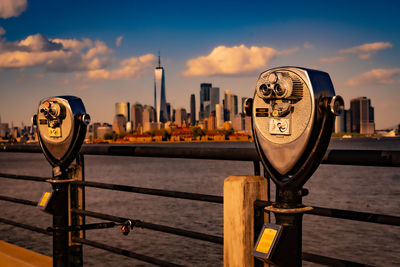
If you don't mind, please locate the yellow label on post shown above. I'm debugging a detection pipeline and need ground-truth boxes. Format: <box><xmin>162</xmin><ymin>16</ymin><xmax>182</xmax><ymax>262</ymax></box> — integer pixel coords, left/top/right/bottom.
<box><xmin>39</xmin><ymin>192</ymin><xmax>51</xmax><ymax>207</ymax></box>
<box><xmin>256</xmin><ymin>228</ymin><xmax>278</xmax><ymax>254</ymax></box>
<box><xmin>48</xmin><ymin>127</ymin><xmax>61</xmax><ymax>137</ymax></box>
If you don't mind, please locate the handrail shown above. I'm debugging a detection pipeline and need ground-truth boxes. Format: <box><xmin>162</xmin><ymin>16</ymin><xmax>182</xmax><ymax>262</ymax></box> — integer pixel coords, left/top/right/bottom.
<box><xmin>1</xmin><ymin>144</ymin><xmax>400</xmax><ymax>167</ymax></box>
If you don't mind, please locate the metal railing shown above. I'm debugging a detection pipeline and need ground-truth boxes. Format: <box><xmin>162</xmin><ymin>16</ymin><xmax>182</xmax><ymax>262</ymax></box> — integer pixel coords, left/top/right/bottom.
<box><xmin>0</xmin><ymin>144</ymin><xmax>399</xmax><ymax>266</ymax></box>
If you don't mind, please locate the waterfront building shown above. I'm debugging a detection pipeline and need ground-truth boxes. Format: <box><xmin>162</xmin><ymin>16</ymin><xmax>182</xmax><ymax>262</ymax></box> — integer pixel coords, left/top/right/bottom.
<box><xmin>154</xmin><ymin>54</ymin><xmax>168</xmax><ymax>123</ymax></box>
<box><xmin>190</xmin><ymin>94</ymin><xmax>196</xmax><ymax>125</ymax></box>
<box><xmin>0</xmin><ymin>123</ymin><xmax>9</xmax><ymax>138</ymax></box>
<box><xmin>231</xmin><ymin>94</ymin><xmax>238</xmax><ymax>115</ymax></box>
<box><xmin>210</xmin><ymin>87</ymin><xmax>220</xmax><ymax>114</ymax></box>
<box><xmin>166</xmin><ymin>102</ymin><xmax>171</xmax><ymax>121</ymax></box>
<box><xmin>131</xmin><ymin>103</ymin><xmax>144</xmax><ymax>131</ymax></box>
<box><xmin>232</xmin><ymin>114</ymin><xmax>245</xmax><ymax>131</ymax></box>
<box><xmin>199</xmin><ymin>83</ymin><xmax>212</xmax><ymax>122</ymax></box>
<box><xmin>115</xmin><ymin>102</ymin><xmax>130</xmax><ymax>122</ymax></box>
<box><xmin>175</xmin><ymin>108</ymin><xmax>187</xmax><ymax>127</ymax></box>
<box><xmin>224</xmin><ymin>90</ymin><xmax>232</xmax><ymax>121</ymax></box>
<box><xmin>112</xmin><ymin>114</ymin><xmax>127</xmax><ymax>134</ymax></box>
<box><xmin>350</xmin><ymin>97</ymin><xmax>375</xmax><ymax>134</ymax></box>
<box><xmin>96</xmin><ymin>125</ymin><xmax>112</xmax><ymax>139</ymax></box>
<box><xmin>91</xmin><ymin>122</ymin><xmax>101</xmax><ymax>139</ymax></box>
<box><xmin>126</xmin><ymin>121</ymin><xmax>133</xmax><ymax>133</ymax></box>
<box><xmin>143</xmin><ymin>105</ymin><xmax>156</xmax><ymax>125</ymax></box>
<box><xmin>215</xmin><ymin>104</ymin><xmax>224</xmax><ymax>129</ymax></box>
<box><xmin>335</xmin><ymin>111</ymin><xmax>345</xmax><ymax>133</ymax></box>
<box><xmin>209</xmin><ymin>114</ymin><xmax>216</xmax><ymax>130</ymax></box>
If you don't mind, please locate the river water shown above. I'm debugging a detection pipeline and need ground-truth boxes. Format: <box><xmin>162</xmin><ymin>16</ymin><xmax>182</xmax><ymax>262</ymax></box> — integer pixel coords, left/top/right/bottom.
<box><xmin>0</xmin><ymin>138</ymin><xmax>399</xmax><ymax>266</ymax></box>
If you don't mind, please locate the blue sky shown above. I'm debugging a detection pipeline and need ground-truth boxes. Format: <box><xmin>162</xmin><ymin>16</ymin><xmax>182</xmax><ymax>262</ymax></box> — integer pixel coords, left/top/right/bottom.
<box><xmin>0</xmin><ymin>0</ymin><xmax>399</xmax><ymax>129</ymax></box>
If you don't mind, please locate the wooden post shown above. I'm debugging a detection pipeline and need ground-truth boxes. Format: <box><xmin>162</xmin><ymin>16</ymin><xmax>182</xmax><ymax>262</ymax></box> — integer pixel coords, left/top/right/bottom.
<box><xmin>224</xmin><ymin>176</ymin><xmax>268</xmax><ymax>267</ymax></box>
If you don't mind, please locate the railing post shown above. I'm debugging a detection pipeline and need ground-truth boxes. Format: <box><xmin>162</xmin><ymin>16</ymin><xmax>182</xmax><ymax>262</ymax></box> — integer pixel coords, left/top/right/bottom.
<box><xmin>224</xmin><ymin>176</ymin><xmax>268</xmax><ymax>267</ymax></box>
<box><xmin>50</xmin><ymin>170</ymin><xmax>72</xmax><ymax>267</ymax></box>
<box><xmin>69</xmin><ymin>154</ymin><xmax>85</xmax><ymax>267</ymax></box>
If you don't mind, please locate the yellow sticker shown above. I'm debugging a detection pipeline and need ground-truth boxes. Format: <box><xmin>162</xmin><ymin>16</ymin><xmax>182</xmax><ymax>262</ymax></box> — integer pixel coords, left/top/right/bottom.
<box><xmin>256</xmin><ymin>228</ymin><xmax>277</xmax><ymax>254</ymax></box>
<box><xmin>272</xmin><ymin>110</ymin><xmax>279</xmax><ymax>117</ymax></box>
<box><xmin>48</xmin><ymin>127</ymin><xmax>61</xmax><ymax>137</ymax></box>
<box><xmin>39</xmin><ymin>192</ymin><xmax>51</xmax><ymax>207</ymax></box>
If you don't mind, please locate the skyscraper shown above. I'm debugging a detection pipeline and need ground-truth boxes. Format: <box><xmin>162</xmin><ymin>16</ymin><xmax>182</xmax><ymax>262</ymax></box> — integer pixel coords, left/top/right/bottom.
<box><xmin>210</xmin><ymin>87</ymin><xmax>220</xmax><ymax>115</ymax></box>
<box><xmin>190</xmin><ymin>94</ymin><xmax>196</xmax><ymax>125</ymax></box>
<box><xmin>199</xmin><ymin>83</ymin><xmax>211</xmax><ymax>121</ymax></box>
<box><xmin>231</xmin><ymin>94</ymin><xmax>238</xmax><ymax>115</ymax></box>
<box><xmin>224</xmin><ymin>90</ymin><xmax>231</xmax><ymax>121</ymax></box>
<box><xmin>154</xmin><ymin>53</ymin><xmax>168</xmax><ymax>123</ymax></box>
<box><xmin>115</xmin><ymin>102</ymin><xmax>130</xmax><ymax>122</ymax></box>
<box><xmin>350</xmin><ymin>97</ymin><xmax>375</xmax><ymax>134</ymax></box>
<box><xmin>131</xmin><ymin>103</ymin><xmax>143</xmax><ymax>130</ymax></box>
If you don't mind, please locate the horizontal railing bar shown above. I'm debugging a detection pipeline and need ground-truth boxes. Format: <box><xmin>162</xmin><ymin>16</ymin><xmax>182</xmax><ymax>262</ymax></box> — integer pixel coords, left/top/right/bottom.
<box><xmin>308</xmin><ymin>206</ymin><xmax>400</xmax><ymax>226</ymax></box>
<box><xmin>0</xmin><ymin>195</ymin><xmax>38</xmax><ymax>206</ymax></box>
<box><xmin>302</xmin><ymin>252</ymin><xmax>373</xmax><ymax>266</ymax></box>
<box><xmin>0</xmin><ymin>217</ymin><xmax>51</xmax><ymax>236</ymax></box>
<box><xmin>72</xmin><ymin>237</ymin><xmax>185</xmax><ymax>267</ymax></box>
<box><xmin>0</xmin><ymin>172</ymin><xmax>48</xmax><ymax>182</ymax></box>
<box><xmin>255</xmin><ymin>200</ymin><xmax>400</xmax><ymax>226</ymax></box>
<box><xmin>72</xmin><ymin>209</ymin><xmax>223</xmax><ymax>244</ymax></box>
<box><xmin>2</xmin><ymin>144</ymin><xmax>400</xmax><ymax>167</ymax></box>
<box><xmin>74</xmin><ymin>180</ymin><xmax>223</xmax><ymax>204</ymax></box>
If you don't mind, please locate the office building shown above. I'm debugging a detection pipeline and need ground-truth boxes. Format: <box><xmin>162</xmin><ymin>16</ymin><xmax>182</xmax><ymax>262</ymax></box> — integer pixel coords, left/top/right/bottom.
<box><xmin>166</xmin><ymin>102</ymin><xmax>171</xmax><ymax>121</ymax></box>
<box><xmin>190</xmin><ymin>94</ymin><xmax>196</xmax><ymax>125</ymax></box>
<box><xmin>131</xmin><ymin>103</ymin><xmax>144</xmax><ymax>130</ymax></box>
<box><xmin>154</xmin><ymin>54</ymin><xmax>168</xmax><ymax>123</ymax></box>
<box><xmin>224</xmin><ymin>90</ymin><xmax>232</xmax><ymax>121</ymax></box>
<box><xmin>96</xmin><ymin>125</ymin><xmax>112</xmax><ymax>139</ymax></box>
<box><xmin>115</xmin><ymin>102</ymin><xmax>130</xmax><ymax>122</ymax></box>
<box><xmin>216</xmin><ymin>104</ymin><xmax>224</xmax><ymax>129</ymax></box>
<box><xmin>175</xmin><ymin>108</ymin><xmax>187</xmax><ymax>127</ymax></box>
<box><xmin>231</xmin><ymin>94</ymin><xmax>238</xmax><ymax>115</ymax></box>
<box><xmin>199</xmin><ymin>83</ymin><xmax>212</xmax><ymax>121</ymax></box>
<box><xmin>112</xmin><ymin>114</ymin><xmax>127</xmax><ymax>134</ymax></box>
<box><xmin>210</xmin><ymin>87</ymin><xmax>220</xmax><ymax>115</ymax></box>
<box><xmin>350</xmin><ymin>97</ymin><xmax>375</xmax><ymax>134</ymax></box>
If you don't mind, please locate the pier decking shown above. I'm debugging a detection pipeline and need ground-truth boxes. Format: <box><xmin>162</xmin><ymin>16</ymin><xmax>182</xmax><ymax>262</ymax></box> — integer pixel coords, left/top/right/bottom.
<box><xmin>0</xmin><ymin>240</ymin><xmax>52</xmax><ymax>267</ymax></box>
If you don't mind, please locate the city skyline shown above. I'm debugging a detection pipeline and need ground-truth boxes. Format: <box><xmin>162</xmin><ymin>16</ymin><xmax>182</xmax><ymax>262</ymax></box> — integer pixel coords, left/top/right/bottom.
<box><xmin>0</xmin><ymin>1</ymin><xmax>399</xmax><ymax>129</ymax></box>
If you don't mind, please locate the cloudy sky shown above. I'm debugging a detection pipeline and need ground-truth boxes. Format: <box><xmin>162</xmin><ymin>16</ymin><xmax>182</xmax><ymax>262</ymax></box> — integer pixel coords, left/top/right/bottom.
<box><xmin>0</xmin><ymin>0</ymin><xmax>399</xmax><ymax>129</ymax></box>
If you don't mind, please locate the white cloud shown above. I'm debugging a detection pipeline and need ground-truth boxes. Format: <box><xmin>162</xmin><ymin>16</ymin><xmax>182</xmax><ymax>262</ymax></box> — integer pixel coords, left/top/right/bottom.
<box><xmin>116</xmin><ymin>36</ymin><xmax>123</xmax><ymax>47</ymax></box>
<box><xmin>303</xmin><ymin>42</ymin><xmax>314</xmax><ymax>49</ymax></box>
<box><xmin>339</xmin><ymin>42</ymin><xmax>393</xmax><ymax>59</ymax></box>
<box><xmin>346</xmin><ymin>68</ymin><xmax>400</xmax><ymax>87</ymax></box>
<box><xmin>0</xmin><ymin>0</ymin><xmax>27</xmax><ymax>18</ymax></box>
<box><xmin>78</xmin><ymin>54</ymin><xmax>156</xmax><ymax>81</ymax></box>
<box><xmin>182</xmin><ymin>44</ymin><xmax>296</xmax><ymax>76</ymax></box>
<box><xmin>0</xmin><ymin>33</ymin><xmax>113</xmax><ymax>72</ymax></box>
<box><xmin>0</xmin><ymin>26</ymin><xmax>5</xmax><ymax>36</ymax></box>
<box><xmin>319</xmin><ymin>56</ymin><xmax>346</xmax><ymax>63</ymax></box>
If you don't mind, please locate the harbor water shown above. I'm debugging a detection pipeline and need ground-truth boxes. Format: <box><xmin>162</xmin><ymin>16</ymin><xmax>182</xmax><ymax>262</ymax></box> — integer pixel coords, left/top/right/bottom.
<box><xmin>0</xmin><ymin>138</ymin><xmax>399</xmax><ymax>266</ymax></box>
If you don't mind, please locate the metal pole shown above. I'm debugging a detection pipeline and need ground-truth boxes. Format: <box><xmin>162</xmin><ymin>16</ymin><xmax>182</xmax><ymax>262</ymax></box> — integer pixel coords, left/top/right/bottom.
<box><xmin>50</xmin><ymin>170</ymin><xmax>72</xmax><ymax>267</ymax></box>
<box><xmin>69</xmin><ymin>154</ymin><xmax>84</xmax><ymax>267</ymax></box>
<box><xmin>265</xmin><ymin>186</ymin><xmax>310</xmax><ymax>267</ymax></box>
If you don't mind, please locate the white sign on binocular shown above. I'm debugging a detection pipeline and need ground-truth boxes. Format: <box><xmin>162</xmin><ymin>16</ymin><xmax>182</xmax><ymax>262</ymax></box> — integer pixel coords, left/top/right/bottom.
<box><xmin>34</xmin><ymin>96</ymin><xmax>90</xmax><ymax>170</ymax></box>
<box><xmin>245</xmin><ymin>67</ymin><xmax>344</xmax><ymax>188</ymax></box>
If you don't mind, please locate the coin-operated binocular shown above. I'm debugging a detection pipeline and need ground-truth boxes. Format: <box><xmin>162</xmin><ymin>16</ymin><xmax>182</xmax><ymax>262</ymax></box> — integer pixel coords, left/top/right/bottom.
<box><xmin>33</xmin><ymin>96</ymin><xmax>90</xmax><ymax>174</ymax></box>
<box><xmin>33</xmin><ymin>96</ymin><xmax>90</xmax><ymax>266</ymax></box>
<box><xmin>245</xmin><ymin>67</ymin><xmax>344</xmax><ymax>266</ymax></box>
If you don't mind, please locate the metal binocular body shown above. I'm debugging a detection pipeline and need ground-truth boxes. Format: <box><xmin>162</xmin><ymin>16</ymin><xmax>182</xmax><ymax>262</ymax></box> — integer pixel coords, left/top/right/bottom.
<box><xmin>246</xmin><ymin>66</ymin><xmax>343</xmax><ymax>192</ymax></box>
<box><xmin>34</xmin><ymin>96</ymin><xmax>90</xmax><ymax>170</ymax></box>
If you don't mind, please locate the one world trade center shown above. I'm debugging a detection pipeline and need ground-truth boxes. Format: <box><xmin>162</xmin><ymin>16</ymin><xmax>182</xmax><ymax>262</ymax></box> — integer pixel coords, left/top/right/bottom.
<box><xmin>154</xmin><ymin>53</ymin><xmax>168</xmax><ymax>123</ymax></box>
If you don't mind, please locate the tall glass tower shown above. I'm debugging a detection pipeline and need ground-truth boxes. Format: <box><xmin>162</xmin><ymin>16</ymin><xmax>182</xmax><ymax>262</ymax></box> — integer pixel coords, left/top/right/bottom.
<box><xmin>154</xmin><ymin>53</ymin><xmax>168</xmax><ymax>123</ymax></box>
